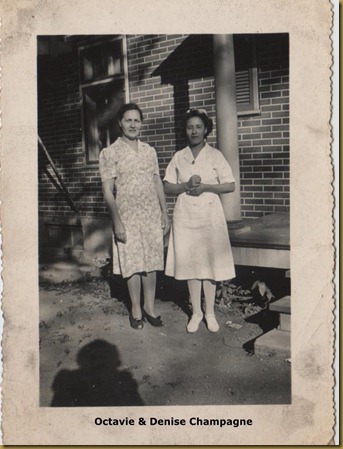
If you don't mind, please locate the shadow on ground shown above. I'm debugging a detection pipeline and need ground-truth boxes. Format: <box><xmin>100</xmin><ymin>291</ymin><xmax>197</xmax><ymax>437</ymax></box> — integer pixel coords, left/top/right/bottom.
<box><xmin>51</xmin><ymin>339</ymin><xmax>144</xmax><ymax>406</ymax></box>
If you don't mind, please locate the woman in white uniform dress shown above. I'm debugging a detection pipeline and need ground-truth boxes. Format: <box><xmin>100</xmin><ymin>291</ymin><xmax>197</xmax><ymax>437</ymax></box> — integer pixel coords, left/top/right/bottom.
<box><xmin>164</xmin><ymin>109</ymin><xmax>236</xmax><ymax>333</ymax></box>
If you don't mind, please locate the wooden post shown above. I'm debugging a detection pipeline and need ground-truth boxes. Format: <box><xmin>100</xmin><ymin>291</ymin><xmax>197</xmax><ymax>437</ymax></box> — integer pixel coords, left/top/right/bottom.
<box><xmin>213</xmin><ymin>34</ymin><xmax>242</xmax><ymax>225</ymax></box>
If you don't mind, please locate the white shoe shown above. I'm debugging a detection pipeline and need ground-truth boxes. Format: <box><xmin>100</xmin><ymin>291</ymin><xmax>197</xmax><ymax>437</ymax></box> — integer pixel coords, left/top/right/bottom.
<box><xmin>205</xmin><ymin>314</ymin><xmax>219</xmax><ymax>333</ymax></box>
<box><xmin>187</xmin><ymin>314</ymin><xmax>203</xmax><ymax>333</ymax></box>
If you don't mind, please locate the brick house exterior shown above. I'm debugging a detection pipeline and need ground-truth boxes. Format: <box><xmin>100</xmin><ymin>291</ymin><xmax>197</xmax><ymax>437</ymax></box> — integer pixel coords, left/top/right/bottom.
<box><xmin>38</xmin><ymin>34</ymin><xmax>289</xmax><ymax>258</ymax></box>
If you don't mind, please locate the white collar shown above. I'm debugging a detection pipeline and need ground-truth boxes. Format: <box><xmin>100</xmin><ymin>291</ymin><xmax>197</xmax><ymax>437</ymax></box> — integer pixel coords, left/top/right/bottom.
<box><xmin>183</xmin><ymin>143</ymin><xmax>210</xmax><ymax>163</ymax></box>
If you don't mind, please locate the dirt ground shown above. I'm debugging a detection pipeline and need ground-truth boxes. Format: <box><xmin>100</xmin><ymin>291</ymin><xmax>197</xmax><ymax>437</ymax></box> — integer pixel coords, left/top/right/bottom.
<box><xmin>39</xmin><ymin>258</ymin><xmax>291</xmax><ymax>407</ymax></box>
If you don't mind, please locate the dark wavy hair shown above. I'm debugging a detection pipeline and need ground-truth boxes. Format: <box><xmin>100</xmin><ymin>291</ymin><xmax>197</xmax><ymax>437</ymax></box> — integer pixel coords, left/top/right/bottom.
<box><xmin>184</xmin><ymin>108</ymin><xmax>213</xmax><ymax>138</ymax></box>
<box><xmin>118</xmin><ymin>103</ymin><xmax>144</xmax><ymax>121</ymax></box>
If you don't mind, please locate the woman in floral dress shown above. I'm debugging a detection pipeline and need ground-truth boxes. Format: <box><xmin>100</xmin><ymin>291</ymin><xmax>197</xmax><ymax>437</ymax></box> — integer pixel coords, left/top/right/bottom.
<box><xmin>99</xmin><ymin>103</ymin><xmax>169</xmax><ymax>330</ymax></box>
<box><xmin>164</xmin><ymin>109</ymin><xmax>236</xmax><ymax>334</ymax></box>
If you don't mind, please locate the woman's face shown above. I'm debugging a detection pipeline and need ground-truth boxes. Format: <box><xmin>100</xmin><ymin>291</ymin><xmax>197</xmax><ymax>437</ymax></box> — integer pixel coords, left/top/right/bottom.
<box><xmin>186</xmin><ymin>116</ymin><xmax>207</xmax><ymax>146</ymax></box>
<box><xmin>119</xmin><ymin>109</ymin><xmax>142</xmax><ymax>141</ymax></box>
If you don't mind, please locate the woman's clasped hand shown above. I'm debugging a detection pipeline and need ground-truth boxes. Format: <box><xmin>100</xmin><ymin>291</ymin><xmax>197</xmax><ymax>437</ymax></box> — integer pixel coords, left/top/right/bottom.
<box><xmin>186</xmin><ymin>175</ymin><xmax>202</xmax><ymax>195</ymax></box>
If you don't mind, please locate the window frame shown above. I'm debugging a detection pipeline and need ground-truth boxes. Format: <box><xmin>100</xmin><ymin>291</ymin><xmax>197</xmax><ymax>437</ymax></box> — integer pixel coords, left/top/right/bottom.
<box><xmin>78</xmin><ymin>36</ymin><xmax>130</xmax><ymax>165</ymax></box>
<box><xmin>236</xmin><ymin>67</ymin><xmax>260</xmax><ymax>116</ymax></box>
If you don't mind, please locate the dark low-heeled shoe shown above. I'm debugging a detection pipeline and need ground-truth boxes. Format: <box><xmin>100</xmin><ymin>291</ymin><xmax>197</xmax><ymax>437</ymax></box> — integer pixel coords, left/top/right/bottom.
<box><xmin>143</xmin><ymin>309</ymin><xmax>164</xmax><ymax>327</ymax></box>
<box><xmin>129</xmin><ymin>314</ymin><xmax>144</xmax><ymax>330</ymax></box>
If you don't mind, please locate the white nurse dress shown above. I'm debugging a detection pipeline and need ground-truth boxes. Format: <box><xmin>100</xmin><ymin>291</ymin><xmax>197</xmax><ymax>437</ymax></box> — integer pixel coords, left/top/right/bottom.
<box><xmin>164</xmin><ymin>144</ymin><xmax>236</xmax><ymax>281</ymax></box>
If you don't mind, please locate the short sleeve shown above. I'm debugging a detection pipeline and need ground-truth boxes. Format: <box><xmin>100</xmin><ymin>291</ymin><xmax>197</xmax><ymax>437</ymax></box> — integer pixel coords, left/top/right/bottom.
<box><xmin>99</xmin><ymin>147</ymin><xmax>116</xmax><ymax>182</ymax></box>
<box><xmin>215</xmin><ymin>151</ymin><xmax>235</xmax><ymax>184</ymax></box>
<box><xmin>151</xmin><ymin>149</ymin><xmax>160</xmax><ymax>176</ymax></box>
<box><xmin>163</xmin><ymin>154</ymin><xmax>178</xmax><ymax>184</ymax></box>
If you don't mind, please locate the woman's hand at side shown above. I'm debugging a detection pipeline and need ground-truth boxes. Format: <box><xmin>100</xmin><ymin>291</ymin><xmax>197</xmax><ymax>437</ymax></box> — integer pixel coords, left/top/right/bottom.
<box><xmin>161</xmin><ymin>210</ymin><xmax>170</xmax><ymax>235</ymax></box>
<box><xmin>102</xmin><ymin>178</ymin><xmax>127</xmax><ymax>243</ymax></box>
<box><xmin>114</xmin><ymin>217</ymin><xmax>127</xmax><ymax>243</ymax></box>
<box><xmin>153</xmin><ymin>174</ymin><xmax>170</xmax><ymax>235</ymax></box>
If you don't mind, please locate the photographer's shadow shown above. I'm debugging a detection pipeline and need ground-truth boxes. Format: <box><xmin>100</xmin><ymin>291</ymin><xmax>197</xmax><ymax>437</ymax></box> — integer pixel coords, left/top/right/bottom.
<box><xmin>51</xmin><ymin>339</ymin><xmax>144</xmax><ymax>407</ymax></box>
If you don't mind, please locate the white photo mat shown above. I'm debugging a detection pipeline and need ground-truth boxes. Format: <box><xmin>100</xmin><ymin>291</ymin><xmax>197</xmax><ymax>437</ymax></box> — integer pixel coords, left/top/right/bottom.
<box><xmin>1</xmin><ymin>0</ymin><xmax>335</xmax><ymax>444</ymax></box>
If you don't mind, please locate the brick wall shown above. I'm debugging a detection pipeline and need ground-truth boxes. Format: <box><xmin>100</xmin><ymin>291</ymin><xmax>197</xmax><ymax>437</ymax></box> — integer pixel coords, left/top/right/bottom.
<box><xmin>238</xmin><ymin>34</ymin><xmax>289</xmax><ymax>218</ymax></box>
<box><xmin>38</xmin><ymin>33</ymin><xmax>289</xmax><ymax>226</ymax></box>
<box><xmin>38</xmin><ymin>49</ymin><xmax>107</xmax><ymax>220</ymax></box>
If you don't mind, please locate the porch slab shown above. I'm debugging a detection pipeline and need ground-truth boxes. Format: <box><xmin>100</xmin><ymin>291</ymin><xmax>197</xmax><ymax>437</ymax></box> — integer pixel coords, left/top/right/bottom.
<box><xmin>229</xmin><ymin>212</ymin><xmax>290</xmax><ymax>269</ymax></box>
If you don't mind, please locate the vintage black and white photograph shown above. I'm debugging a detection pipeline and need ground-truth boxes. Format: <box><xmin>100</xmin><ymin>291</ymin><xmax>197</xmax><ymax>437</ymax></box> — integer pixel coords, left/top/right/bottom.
<box><xmin>37</xmin><ymin>33</ymin><xmax>291</xmax><ymax>407</ymax></box>
<box><xmin>1</xmin><ymin>0</ymin><xmax>334</xmax><ymax>445</ymax></box>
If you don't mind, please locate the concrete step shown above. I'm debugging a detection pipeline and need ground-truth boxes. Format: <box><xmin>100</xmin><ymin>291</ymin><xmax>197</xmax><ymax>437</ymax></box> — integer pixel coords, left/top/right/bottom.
<box><xmin>269</xmin><ymin>295</ymin><xmax>291</xmax><ymax>314</ymax></box>
<box><xmin>41</xmin><ymin>246</ymin><xmax>85</xmax><ymax>260</ymax></box>
<box><xmin>254</xmin><ymin>328</ymin><xmax>290</xmax><ymax>357</ymax></box>
<box><xmin>39</xmin><ymin>258</ymin><xmax>94</xmax><ymax>284</ymax></box>
<box><xmin>279</xmin><ymin>313</ymin><xmax>291</xmax><ymax>331</ymax></box>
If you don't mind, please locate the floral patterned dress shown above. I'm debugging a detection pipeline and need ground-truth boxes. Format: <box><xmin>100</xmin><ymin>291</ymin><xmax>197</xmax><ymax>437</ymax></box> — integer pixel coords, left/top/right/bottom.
<box><xmin>99</xmin><ymin>137</ymin><xmax>163</xmax><ymax>278</ymax></box>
